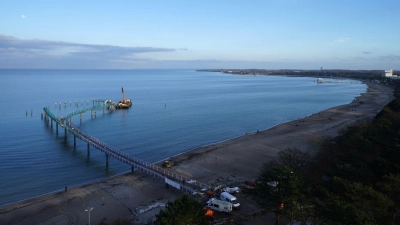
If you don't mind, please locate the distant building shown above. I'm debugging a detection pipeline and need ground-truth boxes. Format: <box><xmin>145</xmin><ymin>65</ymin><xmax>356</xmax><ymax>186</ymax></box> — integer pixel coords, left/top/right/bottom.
<box><xmin>382</xmin><ymin>69</ymin><xmax>393</xmax><ymax>77</ymax></box>
<box><xmin>320</xmin><ymin>67</ymin><xmax>324</xmax><ymax>71</ymax></box>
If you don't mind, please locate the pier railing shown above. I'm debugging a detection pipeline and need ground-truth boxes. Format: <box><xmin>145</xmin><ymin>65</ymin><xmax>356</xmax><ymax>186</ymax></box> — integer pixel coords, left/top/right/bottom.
<box><xmin>65</xmin><ymin>102</ymin><xmax>113</xmax><ymax>120</ymax></box>
<box><xmin>67</xmin><ymin>122</ymin><xmax>208</xmax><ymax>190</ymax></box>
<box><xmin>43</xmin><ymin>106</ymin><xmax>208</xmax><ymax>194</ymax></box>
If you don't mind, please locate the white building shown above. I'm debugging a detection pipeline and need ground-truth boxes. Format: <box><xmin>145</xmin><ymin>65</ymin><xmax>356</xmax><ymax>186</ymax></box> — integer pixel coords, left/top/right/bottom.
<box><xmin>382</xmin><ymin>69</ymin><xmax>393</xmax><ymax>77</ymax></box>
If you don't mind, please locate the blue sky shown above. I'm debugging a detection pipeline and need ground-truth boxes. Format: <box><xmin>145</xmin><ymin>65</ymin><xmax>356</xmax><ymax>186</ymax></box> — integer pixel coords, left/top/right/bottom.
<box><xmin>1</xmin><ymin>0</ymin><xmax>399</xmax><ymax>69</ymax></box>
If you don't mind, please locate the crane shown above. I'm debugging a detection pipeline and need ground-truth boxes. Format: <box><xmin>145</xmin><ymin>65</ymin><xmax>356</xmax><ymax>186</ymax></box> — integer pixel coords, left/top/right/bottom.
<box><xmin>121</xmin><ymin>86</ymin><xmax>126</xmax><ymax>103</ymax></box>
<box><xmin>115</xmin><ymin>87</ymin><xmax>132</xmax><ymax>109</ymax></box>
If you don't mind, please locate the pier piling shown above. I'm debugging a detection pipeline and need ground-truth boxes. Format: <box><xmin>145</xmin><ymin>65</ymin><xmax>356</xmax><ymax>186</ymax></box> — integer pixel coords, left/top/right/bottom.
<box><xmin>105</xmin><ymin>153</ymin><xmax>109</xmax><ymax>167</ymax></box>
<box><xmin>42</xmin><ymin>103</ymin><xmax>209</xmax><ymax>195</ymax></box>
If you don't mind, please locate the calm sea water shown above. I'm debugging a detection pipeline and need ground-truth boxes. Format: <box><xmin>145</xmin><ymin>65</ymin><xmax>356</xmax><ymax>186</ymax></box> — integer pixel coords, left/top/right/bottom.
<box><xmin>0</xmin><ymin>69</ymin><xmax>366</xmax><ymax>206</ymax></box>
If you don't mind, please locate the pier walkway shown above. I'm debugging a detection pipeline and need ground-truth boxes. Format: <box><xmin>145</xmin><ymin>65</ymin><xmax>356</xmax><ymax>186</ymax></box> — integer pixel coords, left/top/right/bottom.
<box><xmin>43</xmin><ymin>104</ymin><xmax>208</xmax><ymax>195</ymax></box>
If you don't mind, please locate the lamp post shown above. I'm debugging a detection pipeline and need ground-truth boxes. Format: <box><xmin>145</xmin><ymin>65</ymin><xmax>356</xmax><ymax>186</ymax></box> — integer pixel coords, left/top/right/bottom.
<box><xmin>85</xmin><ymin>207</ymin><xmax>93</xmax><ymax>225</ymax></box>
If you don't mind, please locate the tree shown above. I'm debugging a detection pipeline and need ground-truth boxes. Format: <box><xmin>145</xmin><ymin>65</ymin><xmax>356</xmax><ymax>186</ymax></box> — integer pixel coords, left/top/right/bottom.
<box><xmin>377</xmin><ymin>173</ymin><xmax>400</xmax><ymax>222</ymax></box>
<box><xmin>155</xmin><ymin>194</ymin><xmax>207</xmax><ymax>225</ymax></box>
<box><xmin>315</xmin><ymin>177</ymin><xmax>393</xmax><ymax>225</ymax></box>
<box><xmin>247</xmin><ymin>148</ymin><xmax>315</xmax><ymax>225</ymax></box>
<box><xmin>277</xmin><ymin>148</ymin><xmax>310</xmax><ymax>173</ymax></box>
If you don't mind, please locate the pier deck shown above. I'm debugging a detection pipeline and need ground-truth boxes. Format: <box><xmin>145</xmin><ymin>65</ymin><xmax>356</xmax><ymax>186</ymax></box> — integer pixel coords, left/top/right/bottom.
<box><xmin>43</xmin><ymin>103</ymin><xmax>208</xmax><ymax>195</ymax></box>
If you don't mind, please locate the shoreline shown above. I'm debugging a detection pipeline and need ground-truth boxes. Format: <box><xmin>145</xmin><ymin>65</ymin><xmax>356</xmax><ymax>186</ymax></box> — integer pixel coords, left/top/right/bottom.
<box><xmin>1</xmin><ymin>74</ymin><xmax>362</xmax><ymax>208</ymax></box>
<box><xmin>1</xmin><ymin>81</ymin><xmax>394</xmax><ymax>225</ymax></box>
<box><xmin>160</xmin><ymin>81</ymin><xmax>392</xmax><ymax>183</ymax></box>
<box><xmin>155</xmin><ymin>78</ymin><xmax>365</xmax><ymax>166</ymax></box>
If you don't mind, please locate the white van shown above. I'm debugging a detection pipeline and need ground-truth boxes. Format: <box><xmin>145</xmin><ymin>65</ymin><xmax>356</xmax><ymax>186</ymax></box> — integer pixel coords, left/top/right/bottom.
<box><xmin>220</xmin><ymin>191</ymin><xmax>240</xmax><ymax>209</ymax></box>
<box><xmin>206</xmin><ymin>198</ymin><xmax>232</xmax><ymax>213</ymax></box>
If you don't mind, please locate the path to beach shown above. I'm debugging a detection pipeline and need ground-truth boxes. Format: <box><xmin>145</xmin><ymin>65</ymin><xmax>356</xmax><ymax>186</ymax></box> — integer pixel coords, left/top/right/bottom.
<box><xmin>0</xmin><ymin>81</ymin><xmax>394</xmax><ymax>225</ymax></box>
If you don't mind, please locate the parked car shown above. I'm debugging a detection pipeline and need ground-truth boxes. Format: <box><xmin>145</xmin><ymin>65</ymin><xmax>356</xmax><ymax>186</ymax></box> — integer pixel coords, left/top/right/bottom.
<box><xmin>206</xmin><ymin>198</ymin><xmax>232</xmax><ymax>214</ymax></box>
<box><xmin>220</xmin><ymin>192</ymin><xmax>240</xmax><ymax>209</ymax></box>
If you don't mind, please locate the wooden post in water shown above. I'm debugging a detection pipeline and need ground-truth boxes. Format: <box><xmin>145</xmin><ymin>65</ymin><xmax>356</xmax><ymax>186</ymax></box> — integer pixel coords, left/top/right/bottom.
<box><xmin>74</xmin><ymin>135</ymin><xmax>76</xmax><ymax>147</ymax></box>
<box><xmin>87</xmin><ymin>143</ymin><xmax>90</xmax><ymax>155</ymax></box>
<box><xmin>64</xmin><ymin>128</ymin><xmax>67</xmax><ymax>140</ymax></box>
<box><xmin>56</xmin><ymin>123</ymin><xmax>58</xmax><ymax>134</ymax></box>
<box><xmin>131</xmin><ymin>166</ymin><xmax>135</xmax><ymax>173</ymax></box>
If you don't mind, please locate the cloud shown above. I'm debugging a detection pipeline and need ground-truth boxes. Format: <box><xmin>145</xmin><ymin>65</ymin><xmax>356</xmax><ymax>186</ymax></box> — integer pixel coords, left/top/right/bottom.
<box><xmin>376</xmin><ymin>54</ymin><xmax>400</xmax><ymax>61</ymax></box>
<box><xmin>330</xmin><ymin>37</ymin><xmax>350</xmax><ymax>44</ymax></box>
<box><xmin>0</xmin><ymin>34</ymin><xmax>179</xmax><ymax>62</ymax></box>
<box><xmin>21</xmin><ymin>15</ymin><xmax>25</xmax><ymax>19</ymax></box>
<box><xmin>363</xmin><ymin>51</ymin><xmax>371</xmax><ymax>54</ymax></box>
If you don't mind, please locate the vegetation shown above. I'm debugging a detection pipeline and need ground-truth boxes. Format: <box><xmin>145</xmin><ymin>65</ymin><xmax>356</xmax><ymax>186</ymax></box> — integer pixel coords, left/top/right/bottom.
<box><xmin>248</xmin><ymin>82</ymin><xmax>400</xmax><ymax>224</ymax></box>
<box><xmin>155</xmin><ymin>194</ymin><xmax>207</xmax><ymax>225</ymax></box>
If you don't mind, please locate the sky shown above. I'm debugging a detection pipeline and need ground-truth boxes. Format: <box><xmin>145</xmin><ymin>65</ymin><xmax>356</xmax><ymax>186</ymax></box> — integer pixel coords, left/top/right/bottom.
<box><xmin>0</xmin><ymin>0</ymin><xmax>399</xmax><ymax>70</ymax></box>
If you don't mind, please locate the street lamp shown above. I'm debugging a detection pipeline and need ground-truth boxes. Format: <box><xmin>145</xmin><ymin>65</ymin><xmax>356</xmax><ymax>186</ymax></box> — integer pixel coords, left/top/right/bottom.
<box><xmin>85</xmin><ymin>207</ymin><xmax>93</xmax><ymax>225</ymax></box>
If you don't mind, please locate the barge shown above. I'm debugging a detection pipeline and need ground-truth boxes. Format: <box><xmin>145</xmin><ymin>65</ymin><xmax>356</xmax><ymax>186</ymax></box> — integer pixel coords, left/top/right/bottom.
<box><xmin>115</xmin><ymin>87</ymin><xmax>132</xmax><ymax>109</ymax></box>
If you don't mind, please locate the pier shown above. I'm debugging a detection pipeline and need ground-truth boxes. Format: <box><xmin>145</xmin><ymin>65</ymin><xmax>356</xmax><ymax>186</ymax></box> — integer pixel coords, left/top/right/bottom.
<box><xmin>42</xmin><ymin>101</ymin><xmax>208</xmax><ymax>195</ymax></box>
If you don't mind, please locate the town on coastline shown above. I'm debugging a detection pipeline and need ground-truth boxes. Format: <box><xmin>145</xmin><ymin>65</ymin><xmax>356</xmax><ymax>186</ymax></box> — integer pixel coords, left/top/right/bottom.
<box><xmin>197</xmin><ymin>68</ymin><xmax>399</xmax><ymax>81</ymax></box>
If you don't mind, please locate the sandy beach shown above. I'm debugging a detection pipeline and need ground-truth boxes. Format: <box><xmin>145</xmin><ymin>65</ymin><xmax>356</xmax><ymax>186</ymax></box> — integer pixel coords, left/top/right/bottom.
<box><xmin>0</xmin><ymin>81</ymin><xmax>394</xmax><ymax>225</ymax></box>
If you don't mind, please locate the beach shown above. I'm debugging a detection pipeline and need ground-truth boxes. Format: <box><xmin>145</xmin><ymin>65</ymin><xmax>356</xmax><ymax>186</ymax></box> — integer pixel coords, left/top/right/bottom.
<box><xmin>0</xmin><ymin>81</ymin><xmax>394</xmax><ymax>225</ymax></box>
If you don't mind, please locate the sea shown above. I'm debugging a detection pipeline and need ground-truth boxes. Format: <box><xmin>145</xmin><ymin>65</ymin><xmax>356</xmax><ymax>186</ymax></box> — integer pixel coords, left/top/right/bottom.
<box><xmin>0</xmin><ymin>69</ymin><xmax>366</xmax><ymax>206</ymax></box>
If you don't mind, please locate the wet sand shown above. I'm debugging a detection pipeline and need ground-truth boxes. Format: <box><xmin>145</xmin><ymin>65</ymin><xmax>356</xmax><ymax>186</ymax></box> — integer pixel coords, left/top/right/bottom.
<box><xmin>0</xmin><ymin>81</ymin><xmax>394</xmax><ymax>225</ymax></box>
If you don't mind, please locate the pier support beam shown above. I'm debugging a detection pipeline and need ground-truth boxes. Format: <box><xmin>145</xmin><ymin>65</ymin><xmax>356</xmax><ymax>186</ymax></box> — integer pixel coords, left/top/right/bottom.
<box><xmin>87</xmin><ymin>143</ymin><xmax>90</xmax><ymax>155</ymax></box>
<box><xmin>56</xmin><ymin>123</ymin><xmax>58</xmax><ymax>134</ymax></box>
<box><xmin>64</xmin><ymin>128</ymin><xmax>67</xmax><ymax>140</ymax></box>
<box><xmin>51</xmin><ymin>119</ymin><xmax>53</xmax><ymax>128</ymax></box>
<box><xmin>131</xmin><ymin>166</ymin><xmax>135</xmax><ymax>173</ymax></box>
<box><xmin>105</xmin><ymin>153</ymin><xmax>109</xmax><ymax>167</ymax></box>
<box><xmin>74</xmin><ymin>135</ymin><xmax>76</xmax><ymax>147</ymax></box>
